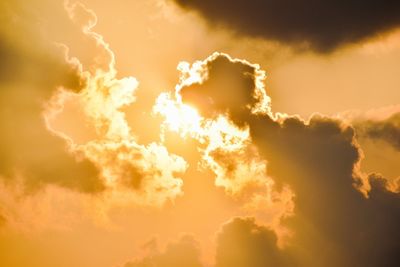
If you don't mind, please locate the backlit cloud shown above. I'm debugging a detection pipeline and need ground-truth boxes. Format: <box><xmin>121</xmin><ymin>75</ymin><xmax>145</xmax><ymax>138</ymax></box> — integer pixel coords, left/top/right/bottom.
<box><xmin>1</xmin><ymin>1</ymin><xmax>399</xmax><ymax>267</ymax></box>
<box><xmin>155</xmin><ymin>52</ymin><xmax>400</xmax><ymax>266</ymax></box>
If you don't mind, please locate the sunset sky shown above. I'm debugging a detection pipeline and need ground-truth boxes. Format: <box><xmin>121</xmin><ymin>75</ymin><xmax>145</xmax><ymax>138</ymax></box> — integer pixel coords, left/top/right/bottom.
<box><xmin>1</xmin><ymin>1</ymin><xmax>400</xmax><ymax>267</ymax></box>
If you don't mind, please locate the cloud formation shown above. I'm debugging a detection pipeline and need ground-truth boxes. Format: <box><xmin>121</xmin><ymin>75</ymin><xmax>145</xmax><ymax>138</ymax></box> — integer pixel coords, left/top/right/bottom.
<box><xmin>179</xmin><ymin>53</ymin><xmax>270</xmax><ymax>124</ymax></box>
<box><xmin>0</xmin><ymin>0</ymin><xmax>102</xmax><ymax>194</ymax></box>
<box><xmin>162</xmin><ymin>52</ymin><xmax>400</xmax><ymax>266</ymax></box>
<box><xmin>172</xmin><ymin>0</ymin><xmax>400</xmax><ymax>51</ymax></box>
<box><xmin>155</xmin><ymin>53</ymin><xmax>295</xmax><ymax>243</ymax></box>
<box><xmin>43</xmin><ymin>1</ymin><xmax>188</xmax><ymax>207</ymax></box>
<box><xmin>2</xmin><ymin>1</ymin><xmax>400</xmax><ymax>266</ymax></box>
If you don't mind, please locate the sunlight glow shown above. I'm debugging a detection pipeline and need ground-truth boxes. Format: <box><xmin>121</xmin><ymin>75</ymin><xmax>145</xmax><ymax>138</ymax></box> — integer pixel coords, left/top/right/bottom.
<box><xmin>154</xmin><ymin>92</ymin><xmax>250</xmax><ymax>150</ymax></box>
<box><xmin>154</xmin><ymin>92</ymin><xmax>203</xmax><ymax>137</ymax></box>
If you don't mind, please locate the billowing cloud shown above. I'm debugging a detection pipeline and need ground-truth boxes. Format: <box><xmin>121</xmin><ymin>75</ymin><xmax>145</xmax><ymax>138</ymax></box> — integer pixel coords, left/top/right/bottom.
<box><xmin>1</xmin><ymin>1</ymin><xmax>400</xmax><ymax>267</ymax></box>
<box><xmin>178</xmin><ymin>53</ymin><xmax>271</xmax><ymax>125</ymax></box>
<box><xmin>155</xmin><ymin>53</ymin><xmax>295</xmax><ymax>244</ymax></box>
<box><xmin>172</xmin><ymin>0</ymin><xmax>400</xmax><ymax>52</ymax></box>
<box><xmin>155</xmin><ymin>52</ymin><xmax>400</xmax><ymax>266</ymax></box>
<box><xmin>43</xmin><ymin>1</ymin><xmax>188</xmax><ymax>207</ymax></box>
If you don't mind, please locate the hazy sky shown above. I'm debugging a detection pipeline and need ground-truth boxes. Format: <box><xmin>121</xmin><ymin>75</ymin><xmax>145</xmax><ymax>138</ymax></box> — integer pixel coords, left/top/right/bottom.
<box><xmin>0</xmin><ymin>1</ymin><xmax>400</xmax><ymax>267</ymax></box>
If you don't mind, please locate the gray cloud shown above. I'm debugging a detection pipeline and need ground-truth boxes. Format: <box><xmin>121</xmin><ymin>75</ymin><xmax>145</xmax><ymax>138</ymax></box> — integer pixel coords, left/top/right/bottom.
<box><xmin>172</xmin><ymin>0</ymin><xmax>400</xmax><ymax>52</ymax></box>
<box><xmin>181</xmin><ymin>55</ymin><xmax>258</xmax><ymax>125</ymax></box>
<box><xmin>354</xmin><ymin>112</ymin><xmax>400</xmax><ymax>150</ymax></box>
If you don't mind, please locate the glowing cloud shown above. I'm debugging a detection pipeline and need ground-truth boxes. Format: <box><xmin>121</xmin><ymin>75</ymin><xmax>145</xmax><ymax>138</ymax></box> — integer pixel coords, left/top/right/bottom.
<box><xmin>153</xmin><ymin>50</ymin><xmax>400</xmax><ymax>267</ymax></box>
<box><xmin>154</xmin><ymin>53</ymin><xmax>295</xmax><ymax>244</ymax></box>
<box><xmin>44</xmin><ymin>1</ymin><xmax>187</xmax><ymax>207</ymax></box>
<box><xmin>1</xmin><ymin>1</ymin><xmax>400</xmax><ymax>267</ymax></box>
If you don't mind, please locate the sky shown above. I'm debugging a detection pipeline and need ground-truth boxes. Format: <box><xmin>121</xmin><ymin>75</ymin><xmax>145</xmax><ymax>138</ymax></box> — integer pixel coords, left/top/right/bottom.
<box><xmin>0</xmin><ymin>1</ymin><xmax>400</xmax><ymax>267</ymax></box>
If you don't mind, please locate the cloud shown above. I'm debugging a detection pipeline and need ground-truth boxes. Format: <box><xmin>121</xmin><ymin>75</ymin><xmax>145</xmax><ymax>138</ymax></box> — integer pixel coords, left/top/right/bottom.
<box><xmin>124</xmin><ymin>235</ymin><xmax>204</xmax><ymax>267</ymax></box>
<box><xmin>0</xmin><ymin>0</ymin><xmax>189</xmax><ymax>229</ymax></box>
<box><xmin>160</xmin><ymin>52</ymin><xmax>400</xmax><ymax>266</ymax></box>
<box><xmin>155</xmin><ymin>53</ymin><xmax>295</xmax><ymax>244</ymax></box>
<box><xmin>0</xmin><ymin>180</ymin><xmax>106</xmax><ymax>232</ymax></box>
<box><xmin>172</xmin><ymin>0</ymin><xmax>400</xmax><ymax>52</ymax></box>
<box><xmin>247</xmin><ymin>114</ymin><xmax>400</xmax><ymax>267</ymax></box>
<box><xmin>215</xmin><ymin>217</ymin><xmax>295</xmax><ymax>267</ymax></box>
<box><xmin>43</xmin><ymin>1</ymin><xmax>188</xmax><ymax>207</ymax></box>
<box><xmin>179</xmin><ymin>53</ymin><xmax>271</xmax><ymax>125</ymax></box>
<box><xmin>123</xmin><ymin>217</ymin><xmax>296</xmax><ymax>267</ymax></box>
<box><xmin>345</xmin><ymin>108</ymin><xmax>400</xmax><ymax>193</ymax></box>
<box><xmin>0</xmin><ymin>0</ymin><xmax>103</xmax><ymax>194</ymax></box>
<box><xmin>2</xmin><ymin>1</ymin><xmax>400</xmax><ymax>266</ymax></box>
<box><xmin>354</xmin><ymin>112</ymin><xmax>400</xmax><ymax>150</ymax></box>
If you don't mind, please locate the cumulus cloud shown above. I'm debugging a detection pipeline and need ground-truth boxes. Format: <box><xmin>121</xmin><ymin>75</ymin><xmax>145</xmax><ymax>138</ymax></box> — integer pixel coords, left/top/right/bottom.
<box><xmin>2</xmin><ymin>1</ymin><xmax>400</xmax><ymax>266</ymax></box>
<box><xmin>172</xmin><ymin>0</ymin><xmax>400</xmax><ymax>52</ymax></box>
<box><xmin>155</xmin><ymin>53</ymin><xmax>295</xmax><ymax>244</ymax></box>
<box><xmin>0</xmin><ymin>0</ymin><xmax>191</xmax><ymax>232</ymax></box>
<box><xmin>179</xmin><ymin>53</ymin><xmax>271</xmax><ymax>124</ymax></box>
<box><xmin>158</xmin><ymin>52</ymin><xmax>400</xmax><ymax>266</ymax></box>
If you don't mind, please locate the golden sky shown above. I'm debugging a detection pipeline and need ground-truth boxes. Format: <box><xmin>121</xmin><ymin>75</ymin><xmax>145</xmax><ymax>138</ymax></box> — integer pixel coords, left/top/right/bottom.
<box><xmin>0</xmin><ymin>1</ymin><xmax>400</xmax><ymax>267</ymax></box>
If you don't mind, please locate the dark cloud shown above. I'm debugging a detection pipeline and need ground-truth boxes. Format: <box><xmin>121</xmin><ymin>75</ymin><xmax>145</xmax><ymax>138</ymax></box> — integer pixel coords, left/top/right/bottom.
<box><xmin>180</xmin><ymin>54</ymin><xmax>264</xmax><ymax>127</ymax></box>
<box><xmin>178</xmin><ymin>54</ymin><xmax>400</xmax><ymax>266</ymax></box>
<box><xmin>181</xmin><ymin>55</ymin><xmax>258</xmax><ymax>124</ymax></box>
<box><xmin>0</xmin><ymin>1</ymin><xmax>103</xmax><ymax>193</ymax></box>
<box><xmin>249</xmin><ymin>115</ymin><xmax>400</xmax><ymax>267</ymax></box>
<box><xmin>215</xmin><ymin>217</ymin><xmax>295</xmax><ymax>267</ymax></box>
<box><xmin>124</xmin><ymin>235</ymin><xmax>204</xmax><ymax>267</ymax></box>
<box><xmin>172</xmin><ymin>0</ymin><xmax>400</xmax><ymax>52</ymax></box>
<box><xmin>354</xmin><ymin>112</ymin><xmax>400</xmax><ymax>150</ymax></box>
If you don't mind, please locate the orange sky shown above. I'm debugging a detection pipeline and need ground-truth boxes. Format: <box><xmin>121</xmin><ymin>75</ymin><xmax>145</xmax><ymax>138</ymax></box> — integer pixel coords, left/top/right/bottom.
<box><xmin>0</xmin><ymin>1</ymin><xmax>400</xmax><ymax>267</ymax></box>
